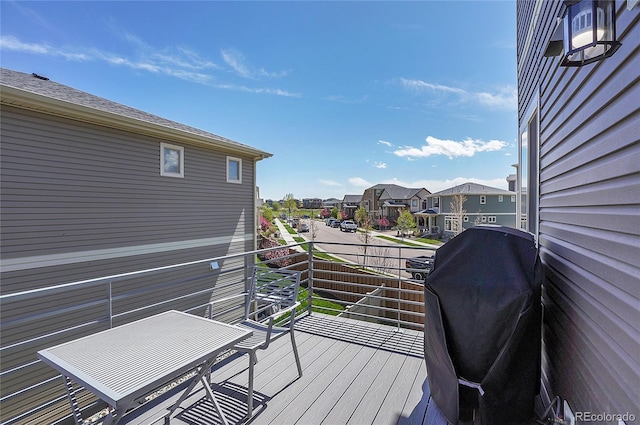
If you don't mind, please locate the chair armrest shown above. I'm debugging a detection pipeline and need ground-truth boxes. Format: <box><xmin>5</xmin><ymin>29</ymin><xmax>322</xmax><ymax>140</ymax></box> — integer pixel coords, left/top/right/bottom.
<box><xmin>264</xmin><ymin>301</ymin><xmax>300</xmax><ymax>335</ymax></box>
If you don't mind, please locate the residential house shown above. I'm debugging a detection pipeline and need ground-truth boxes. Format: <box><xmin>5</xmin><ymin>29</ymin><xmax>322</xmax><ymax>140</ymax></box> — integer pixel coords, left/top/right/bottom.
<box><xmin>418</xmin><ymin>182</ymin><xmax>516</xmax><ymax>236</ymax></box>
<box><xmin>378</xmin><ymin>186</ymin><xmax>431</xmax><ymax>224</ymax></box>
<box><xmin>302</xmin><ymin>197</ymin><xmax>323</xmax><ymax>209</ymax></box>
<box><xmin>360</xmin><ymin>183</ymin><xmax>408</xmax><ymax>221</ymax></box>
<box><xmin>0</xmin><ymin>68</ymin><xmax>271</xmax><ymax>422</ymax></box>
<box><xmin>517</xmin><ymin>0</ymin><xmax>638</xmax><ymax>418</ymax></box>
<box><xmin>341</xmin><ymin>194</ymin><xmax>362</xmax><ymax>219</ymax></box>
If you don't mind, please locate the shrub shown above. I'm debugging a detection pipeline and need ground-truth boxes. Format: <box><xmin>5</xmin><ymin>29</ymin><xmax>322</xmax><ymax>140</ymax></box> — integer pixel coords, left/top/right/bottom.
<box><xmin>259</xmin><ymin>237</ymin><xmax>291</xmax><ymax>267</ymax></box>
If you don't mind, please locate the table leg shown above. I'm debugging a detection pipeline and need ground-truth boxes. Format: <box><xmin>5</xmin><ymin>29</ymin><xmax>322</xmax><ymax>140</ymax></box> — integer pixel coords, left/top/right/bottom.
<box><xmin>63</xmin><ymin>376</ymin><xmax>84</xmax><ymax>425</ymax></box>
<box><xmin>201</xmin><ymin>375</ymin><xmax>229</xmax><ymax>425</ymax></box>
<box><xmin>164</xmin><ymin>358</ymin><xmax>228</xmax><ymax>424</ymax></box>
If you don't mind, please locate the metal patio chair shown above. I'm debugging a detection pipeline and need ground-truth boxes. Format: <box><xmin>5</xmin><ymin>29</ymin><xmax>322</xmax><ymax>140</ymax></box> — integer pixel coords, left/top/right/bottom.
<box><xmin>233</xmin><ymin>266</ymin><xmax>303</xmax><ymax>418</ymax></box>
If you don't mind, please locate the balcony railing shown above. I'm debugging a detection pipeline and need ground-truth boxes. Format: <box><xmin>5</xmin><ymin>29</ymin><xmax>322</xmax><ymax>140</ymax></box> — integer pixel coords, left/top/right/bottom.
<box><xmin>0</xmin><ymin>240</ymin><xmax>433</xmax><ymax>425</ymax></box>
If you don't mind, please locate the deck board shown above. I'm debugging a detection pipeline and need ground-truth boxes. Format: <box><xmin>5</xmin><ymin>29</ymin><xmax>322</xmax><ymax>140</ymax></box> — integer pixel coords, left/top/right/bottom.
<box><xmin>123</xmin><ymin>313</ymin><xmax>438</xmax><ymax>425</ymax></box>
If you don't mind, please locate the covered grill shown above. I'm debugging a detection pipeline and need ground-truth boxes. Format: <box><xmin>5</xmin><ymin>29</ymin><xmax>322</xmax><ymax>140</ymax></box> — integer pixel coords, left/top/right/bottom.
<box><xmin>424</xmin><ymin>225</ymin><xmax>542</xmax><ymax>424</ymax></box>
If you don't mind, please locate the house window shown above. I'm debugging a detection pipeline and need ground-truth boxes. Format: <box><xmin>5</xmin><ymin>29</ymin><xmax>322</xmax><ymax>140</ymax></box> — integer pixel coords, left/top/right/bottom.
<box><xmin>498</xmin><ymin>195</ymin><xmax>504</xmax><ymax>202</ymax></box>
<box><xmin>481</xmin><ymin>216</ymin><xmax>487</xmax><ymax>223</ymax></box>
<box><xmin>480</xmin><ymin>195</ymin><xmax>487</xmax><ymax>204</ymax></box>
<box><xmin>412</xmin><ymin>199</ymin><xmax>418</xmax><ymax>207</ymax></box>
<box><xmin>488</xmin><ymin>216</ymin><xmax>497</xmax><ymax>223</ymax></box>
<box><xmin>227</xmin><ymin>156</ymin><xmax>242</xmax><ymax>183</ymax></box>
<box><xmin>519</xmin><ymin>93</ymin><xmax>539</xmax><ymax>235</ymax></box>
<box><xmin>160</xmin><ymin>143</ymin><xmax>184</xmax><ymax>178</ymax></box>
<box><xmin>433</xmin><ymin>197</ymin><xmax>440</xmax><ymax>208</ymax></box>
<box><xmin>445</xmin><ymin>216</ymin><xmax>454</xmax><ymax>231</ymax></box>
<box><xmin>463</xmin><ymin>216</ymin><xmax>469</xmax><ymax>222</ymax></box>
<box><xmin>511</xmin><ymin>195</ymin><xmax>516</xmax><ymax>202</ymax></box>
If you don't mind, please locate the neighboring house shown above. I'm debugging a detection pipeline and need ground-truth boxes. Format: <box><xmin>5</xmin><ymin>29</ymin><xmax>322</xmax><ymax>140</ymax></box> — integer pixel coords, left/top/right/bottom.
<box><xmin>341</xmin><ymin>194</ymin><xmax>362</xmax><ymax>219</ymax></box>
<box><xmin>419</xmin><ymin>182</ymin><xmax>516</xmax><ymax>235</ymax></box>
<box><xmin>517</xmin><ymin>0</ymin><xmax>638</xmax><ymax>419</ymax></box>
<box><xmin>378</xmin><ymin>186</ymin><xmax>431</xmax><ymax>223</ymax></box>
<box><xmin>0</xmin><ymin>68</ymin><xmax>271</xmax><ymax>422</ymax></box>
<box><xmin>360</xmin><ymin>183</ymin><xmax>408</xmax><ymax>221</ymax></box>
<box><xmin>322</xmin><ymin>197</ymin><xmax>341</xmax><ymax>210</ymax></box>
<box><xmin>302</xmin><ymin>198</ymin><xmax>323</xmax><ymax>209</ymax></box>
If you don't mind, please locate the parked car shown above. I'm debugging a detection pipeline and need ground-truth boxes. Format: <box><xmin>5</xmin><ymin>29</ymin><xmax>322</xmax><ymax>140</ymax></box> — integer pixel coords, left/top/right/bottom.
<box><xmin>326</xmin><ymin>218</ymin><xmax>336</xmax><ymax>226</ymax></box>
<box><xmin>330</xmin><ymin>220</ymin><xmax>341</xmax><ymax>228</ymax></box>
<box><xmin>406</xmin><ymin>255</ymin><xmax>435</xmax><ymax>280</ymax></box>
<box><xmin>299</xmin><ymin>223</ymin><xmax>309</xmax><ymax>232</ymax></box>
<box><xmin>340</xmin><ymin>220</ymin><xmax>357</xmax><ymax>232</ymax></box>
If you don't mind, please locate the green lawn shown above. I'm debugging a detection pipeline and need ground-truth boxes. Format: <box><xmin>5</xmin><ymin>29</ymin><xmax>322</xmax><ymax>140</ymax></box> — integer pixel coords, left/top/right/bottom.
<box><xmin>297</xmin><ymin>287</ymin><xmax>344</xmax><ymax>316</ymax></box>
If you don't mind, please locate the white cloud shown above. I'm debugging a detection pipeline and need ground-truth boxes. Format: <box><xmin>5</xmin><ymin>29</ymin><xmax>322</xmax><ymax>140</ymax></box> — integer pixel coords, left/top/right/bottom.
<box><xmin>0</xmin><ymin>34</ymin><xmax>295</xmax><ymax>96</ymax></box>
<box><xmin>378</xmin><ymin>140</ymin><xmax>393</xmax><ymax>147</ymax></box>
<box><xmin>374</xmin><ymin>162</ymin><xmax>387</xmax><ymax>169</ymax></box>
<box><xmin>221</xmin><ymin>48</ymin><xmax>289</xmax><ymax>79</ymax></box>
<box><xmin>348</xmin><ymin>177</ymin><xmax>372</xmax><ymax>188</ymax></box>
<box><xmin>393</xmin><ymin>136</ymin><xmax>506</xmax><ymax>160</ymax></box>
<box><xmin>324</xmin><ymin>94</ymin><xmax>369</xmax><ymax>104</ymax></box>
<box><xmin>319</xmin><ymin>179</ymin><xmax>343</xmax><ymax>187</ymax></box>
<box><xmin>398</xmin><ymin>77</ymin><xmax>516</xmax><ymax>111</ymax></box>
<box><xmin>213</xmin><ymin>83</ymin><xmax>300</xmax><ymax>97</ymax></box>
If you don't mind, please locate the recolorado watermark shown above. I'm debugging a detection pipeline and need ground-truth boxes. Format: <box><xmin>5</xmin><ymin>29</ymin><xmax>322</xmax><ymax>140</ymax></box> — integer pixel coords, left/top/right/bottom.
<box><xmin>575</xmin><ymin>411</ymin><xmax>636</xmax><ymax>423</ymax></box>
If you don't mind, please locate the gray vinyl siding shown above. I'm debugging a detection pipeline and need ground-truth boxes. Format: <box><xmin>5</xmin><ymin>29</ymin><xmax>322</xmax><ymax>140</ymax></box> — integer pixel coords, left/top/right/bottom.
<box><xmin>0</xmin><ymin>104</ymin><xmax>257</xmax><ymax>423</ymax></box>
<box><xmin>1</xmin><ymin>105</ymin><xmax>255</xmax><ymax>293</ymax></box>
<box><xmin>517</xmin><ymin>0</ymin><xmax>639</xmax><ymax>418</ymax></box>
<box><xmin>436</xmin><ymin>194</ymin><xmax>516</xmax><ymax>231</ymax></box>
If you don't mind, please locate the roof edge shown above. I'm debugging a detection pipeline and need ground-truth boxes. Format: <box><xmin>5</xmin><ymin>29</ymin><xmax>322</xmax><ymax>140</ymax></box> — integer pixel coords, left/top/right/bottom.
<box><xmin>1</xmin><ymin>84</ymin><xmax>273</xmax><ymax>160</ymax></box>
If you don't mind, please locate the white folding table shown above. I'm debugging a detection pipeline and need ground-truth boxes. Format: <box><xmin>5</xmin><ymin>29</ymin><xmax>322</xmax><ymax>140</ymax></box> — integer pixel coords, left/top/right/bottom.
<box><xmin>37</xmin><ymin>310</ymin><xmax>252</xmax><ymax>425</ymax></box>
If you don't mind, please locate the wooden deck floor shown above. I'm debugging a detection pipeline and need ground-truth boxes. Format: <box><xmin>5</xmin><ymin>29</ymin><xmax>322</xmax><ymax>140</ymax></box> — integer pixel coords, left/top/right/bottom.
<box><xmin>123</xmin><ymin>313</ymin><xmax>449</xmax><ymax>425</ymax></box>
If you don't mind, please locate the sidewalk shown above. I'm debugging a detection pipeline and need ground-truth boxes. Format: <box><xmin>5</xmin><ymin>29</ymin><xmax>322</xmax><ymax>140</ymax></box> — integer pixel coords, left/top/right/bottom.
<box><xmin>368</xmin><ymin>229</ymin><xmax>442</xmax><ymax>249</ymax></box>
<box><xmin>274</xmin><ymin>218</ymin><xmax>305</xmax><ymax>248</ymax></box>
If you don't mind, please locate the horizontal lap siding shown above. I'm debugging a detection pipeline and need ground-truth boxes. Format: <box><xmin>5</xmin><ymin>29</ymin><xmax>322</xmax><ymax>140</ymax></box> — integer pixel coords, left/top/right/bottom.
<box><xmin>0</xmin><ymin>105</ymin><xmax>256</xmax><ymax>424</ymax></box>
<box><xmin>1</xmin><ymin>106</ymin><xmax>255</xmax><ymax>292</ymax></box>
<box><xmin>518</xmin><ymin>0</ymin><xmax>640</xmax><ymax>417</ymax></box>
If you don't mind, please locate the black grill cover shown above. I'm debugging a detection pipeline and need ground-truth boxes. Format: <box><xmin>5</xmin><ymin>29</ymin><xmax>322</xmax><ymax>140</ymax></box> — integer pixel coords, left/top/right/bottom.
<box><xmin>424</xmin><ymin>225</ymin><xmax>542</xmax><ymax>424</ymax></box>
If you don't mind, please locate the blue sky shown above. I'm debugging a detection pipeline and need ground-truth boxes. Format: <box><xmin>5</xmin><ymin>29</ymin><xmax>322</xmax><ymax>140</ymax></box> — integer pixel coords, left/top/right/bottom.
<box><xmin>1</xmin><ymin>1</ymin><xmax>518</xmax><ymax>201</ymax></box>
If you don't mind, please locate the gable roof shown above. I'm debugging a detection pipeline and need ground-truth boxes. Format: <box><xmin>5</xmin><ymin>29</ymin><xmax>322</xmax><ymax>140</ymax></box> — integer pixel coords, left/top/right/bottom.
<box><xmin>431</xmin><ymin>182</ymin><xmax>514</xmax><ymax>196</ymax></box>
<box><xmin>0</xmin><ymin>68</ymin><xmax>272</xmax><ymax>160</ymax></box>
<box><xmin>365</xmin><ymin>183</ymin><xmax>405</xmax><ymax>191</ymax></box>
<box><xmin>380</xmin><ymin>186</ymin><xmax>429</xmax><ymax>200</ymax></box>
<box><xmin>342</xmin><ymin>194</ymin><xmax>362</xmax><ymax>203</ymax></box>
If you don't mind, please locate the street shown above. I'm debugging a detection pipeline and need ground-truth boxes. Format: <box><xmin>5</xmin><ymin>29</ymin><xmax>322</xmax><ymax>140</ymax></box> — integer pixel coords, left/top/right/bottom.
<box><xmin>298</xmin><ymin>219</ymin><xmax>437</xmax><ymax>279</ymax></box>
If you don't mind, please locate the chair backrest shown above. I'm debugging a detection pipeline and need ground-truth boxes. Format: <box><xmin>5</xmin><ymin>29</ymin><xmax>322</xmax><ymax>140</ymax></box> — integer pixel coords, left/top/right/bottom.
<box><xmin>245</xmin><ymin>267</ymin><xmax>301</xmax><ymax>321</ymax></box>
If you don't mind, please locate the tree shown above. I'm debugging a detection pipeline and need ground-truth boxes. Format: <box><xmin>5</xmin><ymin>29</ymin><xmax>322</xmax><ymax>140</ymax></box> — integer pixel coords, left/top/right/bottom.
<box><xmin>450</xmin><ymin>194</ymin><xmax>467</xmax><ymax>236</ymax></box>
<box><xmin>396</xmin><ymin>209</ymin><xmax>416</xmax><ymax>238</ymax></box>
<box><xmin>378</xmin><ymin>216</ymin><xmax>390</xmax><ymax>230</ymax></box>
<box><xmin>355</xmin><ymin>207</ymin><xmax>368</xmax><ymax>227</ymax></box>
<box><xmin>283</xmin><ymin>193</ymin><xmax>297</xmax><ymax>219</ymax></box>
<box><xmin>357</xmin><ymin>214</ymin><xmax>374</xmax><ymax>267</ymax></box>
<box><xmin>261</xmin><ymin>204</ymin><xmax>274</xmax><ymax>222</ymax></box>
<box><xmin>272</xmin><ymin>201</ymin><xmax>281</xmax><ymax>212</ymax></box>
<box><xmin>330</xmin><ymin>207</ymin><xmax>339</xmax><ymax>219</ymax></box>
<box><xmin>259</xmin><ymin>215</ymin><xmax>271</xmax><ymax>232</ymax></box>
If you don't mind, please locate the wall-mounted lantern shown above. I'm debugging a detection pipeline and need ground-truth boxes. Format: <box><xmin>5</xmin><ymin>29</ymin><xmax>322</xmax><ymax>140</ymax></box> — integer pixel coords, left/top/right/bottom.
<box><xmin>544</xmin><ymin>0</ymin><xmax>621</xmax><ymax>66</ymax></box>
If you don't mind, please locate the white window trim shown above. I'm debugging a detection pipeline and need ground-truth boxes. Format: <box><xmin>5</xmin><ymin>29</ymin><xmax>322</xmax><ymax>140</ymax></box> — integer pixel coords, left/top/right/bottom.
<box><xmin>498</xmin><ymin>195</ymin><xmax>504</xmax><ymax>202</ymax></box>
<box><xmin>160</xmin><ymin>142</ymin><xmax>184</xmax><ymax>178</ymax></box>
<box><xmin>226</xmin><ymin>156</ymin><xmax>242</xmax><ymax>184</ymax></box>
<box><xmin>480</xmin><ymin>195</ymin><xmax>487</xmax><ymax>204</ymax></box>
<box><xmin>444</xmin><ymin>216</ymin><xmax>454</xmax><ymax>231</ymax></box>
<box><xmin>488</xmin><ymin>216</ymin><xmax>497</xmax><ymax>223</ymax></box>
